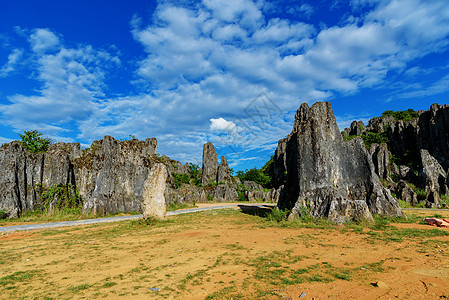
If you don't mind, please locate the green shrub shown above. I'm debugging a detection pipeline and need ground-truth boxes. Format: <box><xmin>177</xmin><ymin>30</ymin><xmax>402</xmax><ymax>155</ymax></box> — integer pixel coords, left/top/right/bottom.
<box><xmin>19</xmin><ymin>130</ymin><xmax>52</xmax><ymax>153</ymax></box>
<box><xmin>266</xmin><ymin>207</ymin><xmax>290</xmax><ymax>222</ymax></box>
<box><xmin>361</xmin><ymin>131</ymin><xmax>388</xmax><ymax>148</ymax></box>
<box><xmin>0</xmin><ymin>210</ymin><xmax>7</xmax><ymax>219</ymax></box>
<box><xmin>172</xmin><ymin>172</ymin><xmax>190</xmax><ymax>189</ymax></box>
<box><xmin>382</xmin><ymin>109</ymin><xmax>418</xmax><ymax>121</ymax></box>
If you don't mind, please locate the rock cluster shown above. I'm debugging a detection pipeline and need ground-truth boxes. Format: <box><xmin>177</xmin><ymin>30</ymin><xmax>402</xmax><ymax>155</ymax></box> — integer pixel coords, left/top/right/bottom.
<box><xmin>343</xmin><ymin>103</ymin><xmax>449</xmax><ymax>208</ymax></box>
<box><xmin>275</xmin><ymin>102</ymin><xmax>403</xmax><ymax>223</ymax></box>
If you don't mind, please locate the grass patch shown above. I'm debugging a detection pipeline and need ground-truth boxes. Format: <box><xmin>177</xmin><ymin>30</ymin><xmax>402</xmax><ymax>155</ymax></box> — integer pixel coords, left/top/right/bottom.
<box><xmin>0</xmin><ymin>270</ymin><xmax>40</xmax><ymax>285</ymax></box>
<box><xmin>69</xmin><ymin>283</ymin><xmax>92</xmax><ymax>293</ymax></box>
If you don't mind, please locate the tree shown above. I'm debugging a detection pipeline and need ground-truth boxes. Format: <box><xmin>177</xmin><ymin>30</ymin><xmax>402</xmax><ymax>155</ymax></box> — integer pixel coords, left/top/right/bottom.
<box><xmin>19</xmin><ymin>130</ymin><xmax>52</xmax><ymax>153</ymax></box>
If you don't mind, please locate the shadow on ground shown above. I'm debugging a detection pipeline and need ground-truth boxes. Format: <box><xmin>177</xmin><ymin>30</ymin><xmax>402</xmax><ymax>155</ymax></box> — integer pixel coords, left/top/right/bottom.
<box><xmin>237</xmin><ymin>204</ymin><xmax>274</xmax><ymax>218</ymax></box>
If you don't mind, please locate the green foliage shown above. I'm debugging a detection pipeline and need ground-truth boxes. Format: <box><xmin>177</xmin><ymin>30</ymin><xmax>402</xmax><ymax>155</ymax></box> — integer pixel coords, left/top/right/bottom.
<box><xmin>440</xmin><ymin>194</ymin><xmax>449</xmax><ymax>208</ymax></box>
<box><xmin>382</xmin><ymin>109</ymin><xmax>418</xmax><ymax>121</ymax></box>
<box><xmin>266</xmin><ymin>207</ymin><xmax>289</xmax><ymax>222</ymax></box>
<box><xmin>19</xmin><ymin>130</ymin><xmax>52</xmax><ymax>153</ymax></box>
<box><xmin>172</xmin><ymin>172</ymin><xmax>190</xmax><ymax>189</ymax></box>
<box><xmin>36</xmin><ymin>184</ymin><xmax>83</xmax><ymax>214</ymax></box>
<box><xmin>342</xmin><ymin>133</ymin><xmax>357</xmax><ymax>142</ymax></box>
<box><xmin>236</xmin><ymin>167</ymin><xmax>271</xmax><ymax>188</ymax></box>
<box><xmin>361</xmin><ymin>131</ymin><xmax>388</xmax><ymax>148</ymax></box>
<box><xmin>0</xmin><ymin>210</ymin><xmax>7</xmax><ymax>219</ymax></box>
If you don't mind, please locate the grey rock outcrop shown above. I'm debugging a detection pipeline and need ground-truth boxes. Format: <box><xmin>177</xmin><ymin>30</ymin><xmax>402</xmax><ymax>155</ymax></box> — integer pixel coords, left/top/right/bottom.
<box><xmin>0</xmin><ymin>136</ymin><xmax>159</xmax><ymax>218</ymax></box>
<box><xmin>419</xmin><ymin>149</ymin><xmax>446</xmax><ymax>207</ymax></box>
<box><xmin>370</xmin><ymin>143</ymin><xmax>391</xmax><ymax>180</ymax></box>
<box><xmin>217</xmin><ymin>156</ymin><xmax>232</xmax><ymax>184</ymax></box>
<box><xmin>213</xmin><ymin>185</ymin><xmax>239</xmax><ymax>202</ymax></box>
<box><xmin>201</xmin><ymin>142</ymin><xmax>219</xmax><ymax>185</ymax></box>
<box><xmin>348</xmin><ymin>120</ymin><xmax>365</xmax><ymax>136</ymax></box>
<box><xmin>76</xmin><ymin>136</ymin><xmax>157</xmax><ymax>214</ymax></box>
<box><xmin>394</xmin><ymin>180</ymin><xmax>418</xmax><ymax>205</ymax></box>
<box><xmin>142</xmin><ymin>163</ymin><xmax>167</xmax><ymax>220</ymax></box>
<box><xmin>277</xmin><ymin>102</ymin><xmax>403</xmax><ymax>223</ymax></box>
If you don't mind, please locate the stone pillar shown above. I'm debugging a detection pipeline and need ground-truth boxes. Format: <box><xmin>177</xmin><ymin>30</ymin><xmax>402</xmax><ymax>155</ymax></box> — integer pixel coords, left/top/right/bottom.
<box><xmin>142</xmin><ymin>163</ymin><xmax>168</xmax><ymax>220</ymax></box>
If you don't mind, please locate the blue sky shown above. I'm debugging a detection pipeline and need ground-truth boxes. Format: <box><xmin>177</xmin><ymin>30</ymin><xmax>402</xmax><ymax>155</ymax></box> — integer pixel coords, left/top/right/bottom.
<box><xmin>1</xmin><ymin>0</ymin><xmax>449</xmax><ymax>170</ymax></box>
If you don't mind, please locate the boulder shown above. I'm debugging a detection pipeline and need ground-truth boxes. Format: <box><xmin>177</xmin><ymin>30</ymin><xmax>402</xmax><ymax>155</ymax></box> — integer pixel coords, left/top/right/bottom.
<box><xmin>277</xmin><ymin>102</ymin><xmax>403</xmax><ymax>223</ymax></box>
<box><xmin>201</xmin><ymin>142</ymin><xmax>218</xmax><ymax>185</ymax></box>
<box><xmin>142</xmin><ymin>163</ymin><xmax>167</xmax><ymax>220</ymax></box>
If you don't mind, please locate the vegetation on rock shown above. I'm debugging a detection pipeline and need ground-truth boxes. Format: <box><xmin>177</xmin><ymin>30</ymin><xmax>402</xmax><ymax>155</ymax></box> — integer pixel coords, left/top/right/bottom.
<box><xmin>382</xmin><ymin>109</ymin><xmax>418</xmax><ymax>121</ymax></box>
<box><xmin>19</xmin><ymin>130</ymin><xmax>52</xmax><ymax>153</ymax></box>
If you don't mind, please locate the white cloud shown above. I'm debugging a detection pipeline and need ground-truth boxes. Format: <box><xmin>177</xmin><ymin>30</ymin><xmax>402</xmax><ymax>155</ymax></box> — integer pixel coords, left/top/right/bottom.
<box><xmin>209</xmin><ymin>117</ymin><xmax>237</xmax><ymax>131</ymax></box>
<box><xmin>0</xmin><ymin>29</ymin><xmax>119</xmax><ymax>137</ymax></box>
<box><xmin>29</xmin><ymin>28</ymin><xmax>61</xmax><ymax>53</ymax></box>
<box><xmin>0</xmin><ymin>48</ymin><xmax>22</xmax><ymax>77</ymax></box>
<box><xmin>2</xmin><ymin>0</ymin><xmax>449</xmax><ymax>169</ymax></box>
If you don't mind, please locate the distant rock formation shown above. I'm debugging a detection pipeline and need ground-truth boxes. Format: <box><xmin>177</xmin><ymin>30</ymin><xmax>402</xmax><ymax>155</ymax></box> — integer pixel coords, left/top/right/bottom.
<box><xmin>201</xmin><ymin>142</ymin><xmax>219</xmax><ymax>185</ymax></box>
<box><xmin>276</xmin><ymin>102</ymin><xmax>403</xmax><ymax>223</ymax></box>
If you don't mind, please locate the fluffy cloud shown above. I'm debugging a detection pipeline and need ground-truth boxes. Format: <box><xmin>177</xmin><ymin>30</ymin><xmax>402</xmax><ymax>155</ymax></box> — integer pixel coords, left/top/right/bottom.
<box><xmin>0</xmin><ymin>29</ymin><xmax>119</xmax><ymax>137</ymax></box>
<box><xmin>1</xmin><ymin>0</ymin><xmax>449</xmax><ymax>169</ymax></box>
<box><xmin>210</xmin><ymin>117</ymin><xmax>237</xmax><ymax>131</ymax></box>
<box><xmin>29</xmin><ymin>28</ymin><xmax>61</xmax><ymax>52</ymax></box>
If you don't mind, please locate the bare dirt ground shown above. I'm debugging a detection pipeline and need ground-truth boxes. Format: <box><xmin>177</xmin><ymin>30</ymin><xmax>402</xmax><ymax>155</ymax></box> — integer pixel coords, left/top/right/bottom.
<box><xmin>0</xmin><ymin>206</ymin><xmax>448</xmax><ymax>300</ymax></box>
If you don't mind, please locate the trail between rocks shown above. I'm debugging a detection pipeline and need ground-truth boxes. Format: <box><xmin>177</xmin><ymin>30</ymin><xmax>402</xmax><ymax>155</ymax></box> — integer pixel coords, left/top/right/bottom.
<box><xmin>0</xmin><ymin>203</ymin><xmax>275</xmax><ymax>233</ymax></box>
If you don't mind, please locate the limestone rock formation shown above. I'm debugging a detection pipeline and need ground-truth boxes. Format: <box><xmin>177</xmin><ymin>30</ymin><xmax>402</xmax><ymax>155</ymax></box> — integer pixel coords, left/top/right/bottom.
<box><xmin>370</xmin><ymin>143</ymin><xmax>391</xmax><ymax>180</ymax></box>
<box><xmin>0</xmin><ymin>136</ymin><xmax>158</xmax><ymax>218</ymax></box>
<box><xmin>277</xmin><ymin>102</ymin><xmax>403</xmax><ymax>223</ymax></box>
<box><xmin>213</xmin><ymin>185</ymin><xmax>239</xmax><ymax>202</ymax></box>
<box><xmin>419</xmin><ymin>149</ymin><xmax>446</xmax><ymax>207</ymax></box>
<box><xmin>217</xmin><ymin>156</ymin><xmax>232</xmax><ymax>183</ymax></box>
<box><xmin>348</xmin><ymin>120</ymin><xmax>365</xmax><ymax>136</ymax></box>
<box><xmin>394</xmin><ymin>180</ymin><xmax>418</xmax><ymax>205</ymax></box>
<box><xmin>142</xmin><ymin>163</ymin><xmax>168</xmax><ymax>220</ymax></box>
<box><xmin>76</xmin><ymin>136</ymin><xmax>158</xmax><ymax>214</ymax></box>
<box><xmin>201</xmin><ymin>142</ymin><xmax>219</xmax><ymax>185</ymax></box>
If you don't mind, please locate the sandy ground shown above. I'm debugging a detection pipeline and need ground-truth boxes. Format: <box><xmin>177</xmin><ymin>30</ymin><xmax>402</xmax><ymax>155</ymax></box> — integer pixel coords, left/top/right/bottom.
<box><xmin>0</xmin><ymin>207</ymin><xmax>448</xmax><ymax>299</ymax></box>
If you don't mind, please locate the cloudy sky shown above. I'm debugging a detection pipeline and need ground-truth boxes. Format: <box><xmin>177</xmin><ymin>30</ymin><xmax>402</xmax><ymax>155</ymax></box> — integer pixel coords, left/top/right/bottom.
<box><xmin>1</xmin><ymin>0</ymin><xmax>449</xmax><ymax>170</ymax></box>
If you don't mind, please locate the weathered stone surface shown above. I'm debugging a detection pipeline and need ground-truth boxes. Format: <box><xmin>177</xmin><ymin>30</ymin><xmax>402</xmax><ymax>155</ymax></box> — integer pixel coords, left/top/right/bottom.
<box><xmin>201</xmin><ymin>142</ymin><xmax>219</xmax><ymax>185</ymax></box>
<box><xmin>142</xmin><ymin>163</ymin><xmax>167</xmax><ymax>220</ymax></box>
<box><xmin>166</xmin><ymin>185</ymin><xmax>207</xmax><ymax>204</ymax></box>
<box><xmin>0</xmin><ymin>141</ymin><xmax>77</xmax><ymax>218</ymax></box>
<box><xmin>213</xmin><ymin>185</ymin><xmax>239</xmax><ymax>202</ymax></box>
<box><xmin>273</xmin><ymin>138</ymin><xmax>287</xmax><ymax>187</ymax></box>
<box><xmin>419</xmin><ymin>149</ymin><xmax>446</xmax><ymax>207</ymax></box>
<box><xmin>370</xmin><ymin>143</ymin><xmax>391</xmax><ymax>180</ymax></box>
<box><xmin>365</xmin><ymin>115</ymin><xmax>395</xmax><ymax>133</ymax></box>
<box><xmin>348</xmin><ymin>120</ymin><xmax>365</xmax><ymax>136</ymax></box>
<box><xmin>394</xmin><ymin>180</ymin><xmax>418</xmax><ymax>205</ymax></box>
<box><xmin>277</xmin><ymin>102</ymin><xmax>403</xmax><ymax>223</ymax></box>
<box><xmin>217</xmin><ymin>156</ymin><xmax>232</xmax><ymax>183</ymax></box>
<box><xmin>243</xmin><ymin>181</ymin><xmax>263</xmax><ymax>191</ymax></box>
<box><xmin>79</xmin><ymin>136</ymin><xmax>158</xmax><ymax>214</ymax></box>
<box><xmin>0</xmin><ymin>136</ymin><xmax>159</xmax><ymax>217</ymax></box>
